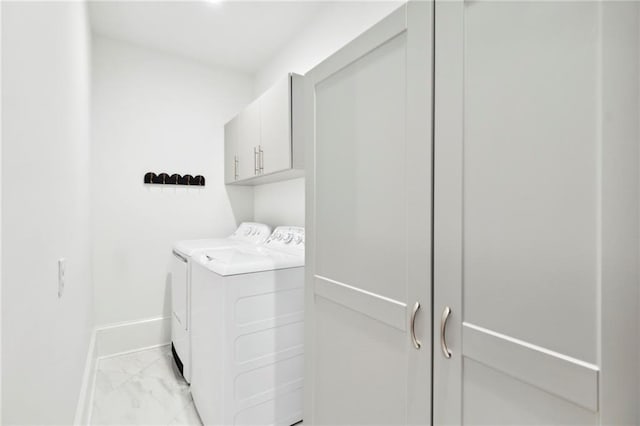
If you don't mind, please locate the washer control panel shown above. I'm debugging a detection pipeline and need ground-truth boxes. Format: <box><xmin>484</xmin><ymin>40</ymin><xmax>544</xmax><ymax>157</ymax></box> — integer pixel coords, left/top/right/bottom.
<box><xmin>230</xmin><ymin>222</ymin><xmax>272</xmax><ymax>244</ymax></box>
<box><xmin>265</xmin><ymin>226</ymin><xmax>305</xmax><ymax>250</ymax></box>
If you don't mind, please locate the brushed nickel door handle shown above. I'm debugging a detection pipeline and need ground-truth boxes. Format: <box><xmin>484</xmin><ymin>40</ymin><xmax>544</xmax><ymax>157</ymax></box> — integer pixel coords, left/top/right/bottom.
<box><xmin>234</xmin><ymin>155</ymin><xmax>239</xmax><ymax>180</ymax></box>
<box><xmin>410</xmin><ymin>301</ymin><xmax>421</xmax><ymax>349</ymax></box>
<box><xmin>441</xmin><ymin>306</ymin><xmax>452</xmax><ymax>358</ymax></box>
<box><xmin>254</xmin><ymin>147</ymin><xmax>258</xmax><ymax>175</ymax></box>
<box><xmin>260</xmin><ymin>146</ymin><xmax>264</xmax><ymax>173</ymax></box>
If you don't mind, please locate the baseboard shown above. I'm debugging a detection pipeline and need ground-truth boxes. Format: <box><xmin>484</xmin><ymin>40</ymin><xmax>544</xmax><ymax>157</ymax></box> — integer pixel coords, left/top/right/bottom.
<box><xmin>95</xmin><ymin>316</ymin><xmax>171</xmax><ymax>358</ymax></box>
<box><xmin>73</xmin><ymin>329</ymin><xmax>97</xmax><ymax>426</ymax></box>
<box><xmin>73</xmin><ymin>316</ymin><xmax>171</xmax><ymax>425</ymax></box>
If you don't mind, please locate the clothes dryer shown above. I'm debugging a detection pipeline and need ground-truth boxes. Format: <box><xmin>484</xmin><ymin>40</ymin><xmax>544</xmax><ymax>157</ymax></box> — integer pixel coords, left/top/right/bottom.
<box><xmin>190</xmin><ymin>226</ymin><xmax>305</xmax><ymax>426</ymax></box>
<box><xmin>171</xmin><ymin>222</ymin><xmax>271</xmax><ymax>382</ymax></box>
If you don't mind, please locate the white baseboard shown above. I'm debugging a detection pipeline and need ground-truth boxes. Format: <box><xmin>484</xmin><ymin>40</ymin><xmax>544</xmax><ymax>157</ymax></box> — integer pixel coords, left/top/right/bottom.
<box><xmin>95</xmin><ymin>316</ymin><xmax>171</xmax><ymax>358</ymax></box>
<box><xmin>73</xmin><ymin>330</ymin><xmax>97</xmax><ymax>426</ymax></box>
<box><xmin>73</xmin><ymin>316</ymin><xmax>172</xmax><ymax>425</ymax></box>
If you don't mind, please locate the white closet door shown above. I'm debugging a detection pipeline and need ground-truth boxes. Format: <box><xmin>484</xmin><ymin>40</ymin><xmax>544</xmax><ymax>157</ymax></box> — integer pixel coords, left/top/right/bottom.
<box><xmin>433</xmin><ymin>1</ymin><xmax>639</xmax><ymax>424</ymax></box>
<box><xmin>304</xmin><ymin>2</ymin><xmax>432</xmax><ymax>424</ymax></box>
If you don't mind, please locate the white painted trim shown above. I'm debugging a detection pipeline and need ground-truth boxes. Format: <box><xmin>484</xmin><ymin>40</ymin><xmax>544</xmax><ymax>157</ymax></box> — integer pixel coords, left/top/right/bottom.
<box><xmin>314</xmin><ymin>275</ymin><xmax>407</xmax><ymax>332</ymax></box>
<box><xmin>306</xmin><ymin>3</ymin><xmax>407</xmax><ymax>84</ymax></box>
<box><xmin>95</xmin><ymin>315</ymin><xmax>171</xmax><ymax>358</ymax></box>
<box><xmin>463</xmin><ymin>322</ymin><xmax>599</xmax><ymax>373</ymax></box>
<box><xmin>0</xmin><ymin>0</ymin><xmax>4</xmax><ymax>421</ymax></box>
<box><xmin>73</xmin><ymin>329</ymin><xmax>97</xmax><ymax>426</ymax></box>
<box><xmin>73</xmin><ymin>316</ymin><xmax>172</xmax><ymax>425</ymax></box>
<box><xmin>462</xmin><ymin>322</ymin><xmax>600</xmax><ymax>412</ymax></box>
<box><xmin>96</xmin><ymin>342</ymin><xmax>169</xmax><ymax>362</ymax></box>
<box><xmin>95</xmin><ymin>315</ymin><xmax>168</xmax><ymax>332</ymax></box>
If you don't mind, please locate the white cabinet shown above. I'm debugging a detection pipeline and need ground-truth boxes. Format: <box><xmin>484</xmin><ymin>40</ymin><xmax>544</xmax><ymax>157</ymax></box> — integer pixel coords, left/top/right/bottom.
<box><xmin>304</xmin><ymin>3</ymin><xmax>432</xmax><ymax>424</ymax></box>
<box><xmin>224</xmin><ymin>115</ymin><xmax>239</xmax><ymax>184</ymax></box>
<box><xmin>224</xmin><ymin>73</ymin><xmax>304</xmax><ymax>185</ymax></box>
<box><xmin>259</xmin><ymin>76</ymin><xmax>292</xmax><ymax>175</ymax></box>
<box><xmin>433</xmin><ymin>1</ymin><xmax>639</xmax><ymax>425</ymax></box>
<box><xmin>236</xmin><ymin>101</ymin><xmax>260</xmax><ymax>181</ymax></box>
<box><xmin>304</xmin><ymin>1</ymin><xmax>639</xmax><ymax>425</ymax></box>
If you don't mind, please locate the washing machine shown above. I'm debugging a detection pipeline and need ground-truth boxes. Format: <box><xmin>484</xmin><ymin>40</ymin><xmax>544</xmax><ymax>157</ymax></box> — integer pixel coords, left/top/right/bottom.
<box><xmin>171</xmin><ymin>222</ymin><xmax>272</xmax><ymax>383</ymax></box>
<box><xmin>190</xmin><ymin>226</ymin><xmax>305</xmax><ymax>426</ymax></box>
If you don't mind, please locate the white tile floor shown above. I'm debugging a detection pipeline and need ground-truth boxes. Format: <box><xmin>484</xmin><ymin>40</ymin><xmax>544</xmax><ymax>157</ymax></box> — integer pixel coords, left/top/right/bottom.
<box><xmin>90</xmin><ymin>345</ymin><xmax>203</xmax><ymax>426</ymax></box>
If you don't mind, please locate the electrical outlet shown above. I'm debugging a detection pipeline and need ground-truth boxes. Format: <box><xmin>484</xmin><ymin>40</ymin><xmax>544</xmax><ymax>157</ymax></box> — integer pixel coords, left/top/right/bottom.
<box><xmin>58</xmin><ymin>258</ymin><xmax>65</xmax><ymax>298</ymax></box>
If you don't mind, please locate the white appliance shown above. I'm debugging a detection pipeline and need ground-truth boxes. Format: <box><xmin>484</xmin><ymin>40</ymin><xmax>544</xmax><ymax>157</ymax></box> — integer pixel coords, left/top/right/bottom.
<box><xmin>171</xmin><ymin>222</ymin><xmax>272</xmax><ymax>383</ymax></box>
<box><xmin>190</xmin><ymin>226</ymin><xmax>305</xmax><ymax>426</ymax></box>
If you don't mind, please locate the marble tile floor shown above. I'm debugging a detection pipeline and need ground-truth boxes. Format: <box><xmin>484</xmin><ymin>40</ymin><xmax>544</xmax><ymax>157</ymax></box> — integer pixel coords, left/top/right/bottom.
<box><xmin>90</xmin><ymin>345</ymin><xmax>203</xmax><ymax>426</ymax></box>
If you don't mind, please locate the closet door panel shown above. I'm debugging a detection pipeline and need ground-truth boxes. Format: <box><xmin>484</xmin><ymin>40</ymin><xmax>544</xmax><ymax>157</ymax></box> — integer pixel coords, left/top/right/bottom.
<box><xmin>462</xmin><ymin>359</ymin><xmax>596</xmax><ymax>426</ymax></box>
<box><xmin>314</xmin><ymin>32</ymin><xmax>407</xmax><ymax>303</ymax></box>
<box><xmin>431</xmin><ymin>0</ymin><xmax>640</xmax><ymax>423</ymax></box>
<box><xmin>462</xmin><ymin>1</ymin><xmax>599</xmax><ymax>363</ymax></box>
<box><xmin>305</xmin><ymin>3</ymin><xmax>433</xmax><ymax>424</ymax></box>
<box><xmin>313</xmin><ymin>297</ymin><xmax>407</xmax><ymax>425</ymax></box>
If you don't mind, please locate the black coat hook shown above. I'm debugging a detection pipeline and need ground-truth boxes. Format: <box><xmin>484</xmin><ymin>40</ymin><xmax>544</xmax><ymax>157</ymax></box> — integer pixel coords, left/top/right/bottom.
<box><xmin>144</xmin><ymin>172</ymin><xmax>205</xmax><ymax>186</ymax></box>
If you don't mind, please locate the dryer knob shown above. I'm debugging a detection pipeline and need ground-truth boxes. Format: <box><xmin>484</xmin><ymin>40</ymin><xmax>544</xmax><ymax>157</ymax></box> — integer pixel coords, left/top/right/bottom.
<box><xmin>284</xmin><ymin>233</ymin><xmax>294</xmax><ymax>243</ymax></box>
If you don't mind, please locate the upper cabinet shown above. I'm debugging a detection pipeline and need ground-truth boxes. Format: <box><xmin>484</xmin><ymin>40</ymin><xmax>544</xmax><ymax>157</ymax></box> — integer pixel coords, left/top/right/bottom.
<box><xmin>224</xmin><ymin>115</ymin><xmax>239</xmax><ymax>183</ymax></box>
<box><xmin>225</xmin><ymin>73</ymin><xmax>304</xmax><ymax>185</ymax></box>
<box><xmin>237</xmin><ymin>101</ymin><xmax>261</xmax><ymax>181</ymax></box>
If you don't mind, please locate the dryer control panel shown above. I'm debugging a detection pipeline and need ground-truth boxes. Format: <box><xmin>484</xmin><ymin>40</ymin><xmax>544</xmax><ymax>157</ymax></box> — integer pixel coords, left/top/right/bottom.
<box><xmin>265</xmin><ymin>226</ymin><xmax>305</xmax><ymax>251</ymax></box>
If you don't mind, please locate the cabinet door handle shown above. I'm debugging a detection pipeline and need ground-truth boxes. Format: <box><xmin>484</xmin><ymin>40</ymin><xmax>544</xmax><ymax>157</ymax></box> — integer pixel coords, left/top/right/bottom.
<box><xmin>234</xmin><ymin>155</ymin><xmax>238</xmax><ymax>180</ymax></box>
<box><xmin>441</xmin><ymin>306</ymin><xmax>452</xmax><ymax>359</ymax></box>
<box><xmin>410</xmin><ymin>301</ymin><xmax>421</xmax><ymax>349</ymax></box>
<box><xmin>259</xmin><ymin>145</ymin><xmax>264</xmax><ymax>173</ymax></box>
<box><xmin>254</xmin><ymin>147</ymin><xmax>258</xmax><ymax>175</ymax></box>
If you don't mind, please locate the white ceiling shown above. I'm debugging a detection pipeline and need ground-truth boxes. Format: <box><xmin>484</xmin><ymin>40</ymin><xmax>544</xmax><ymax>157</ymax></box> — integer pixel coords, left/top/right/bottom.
<box><xmin>88</xmin><ymin>1</ymin><xmax>328</xmax><ymax>74</ymax></box>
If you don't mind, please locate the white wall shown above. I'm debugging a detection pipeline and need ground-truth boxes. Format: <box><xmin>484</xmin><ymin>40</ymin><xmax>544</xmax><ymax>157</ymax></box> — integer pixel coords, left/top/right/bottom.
<box><xmin>252</xmin><ymin>1</ymin><xmax>402</xmax><ymax>227</ymax></box>
<box><xmin>1</xmin><ymin>2</ymin><xmax>93</xmax><ymax>424</ymax></box>
<box><xmin>91</xmin><ymin>36</ymin><xmax>254</xmax><ymax>327</ymax></box>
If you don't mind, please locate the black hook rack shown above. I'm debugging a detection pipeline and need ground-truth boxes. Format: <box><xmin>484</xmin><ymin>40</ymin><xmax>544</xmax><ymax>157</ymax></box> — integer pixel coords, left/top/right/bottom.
<box><xmin>144</xmin><ymin>172</ymin><xmax>205</xmax><ymax>186</ymax></box>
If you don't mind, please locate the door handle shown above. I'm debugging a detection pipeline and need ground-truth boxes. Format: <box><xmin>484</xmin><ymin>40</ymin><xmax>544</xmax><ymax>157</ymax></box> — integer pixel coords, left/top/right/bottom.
<box><xmin>410</xmin><ymin>301</ymin><xmax>421</xmax><ymax>349</ymax></box>
<box><xmin>441</xmin><ymin>306</ymin><xmax>452</xmax><ymax>358</ymax></box>
<box><xmin>254</xmin><ymin>147</ymin><xmax>258</xmax><ymax>175</ymax></box>
<box><xmin>234</xmin><ymin>155</ymin><xmax>239</xmax><ymax>180</ymax></box>
<box><xmin>259</xmin><ymin>145</ymin><xmax>264</xmax><ymax>173</ymax></box>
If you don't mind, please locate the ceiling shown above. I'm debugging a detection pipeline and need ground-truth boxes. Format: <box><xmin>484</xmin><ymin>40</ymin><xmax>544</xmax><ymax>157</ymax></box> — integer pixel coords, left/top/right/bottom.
<box><xmin>88</xmin><ymin>1</ymin><xmax>328</xmax><ymax>74</ymax></box>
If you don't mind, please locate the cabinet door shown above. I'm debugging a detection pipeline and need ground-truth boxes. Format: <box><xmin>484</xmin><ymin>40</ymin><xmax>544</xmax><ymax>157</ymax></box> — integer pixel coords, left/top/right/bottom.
<box><xmin>304</xmin><ymin>3</ymin><xmax>432</xmax><ymax>424</ymax></box>
<box><xmin>259</xmin><ymin>75</ymin><xmax>292</xmax><ymax>175</ymax></box>
<box><xmin>237</xmin><ymin>100</ymin><xmax>260</xmax><ymax>180</ymax></box>
<box><xmin>224</xmin><ymin>115</ymin><xmax>239</xmax><ymax>184</ymax></box>
<box><xmin>433</xmin><ymin>1</ymin><xmax>639</xmax><ymax>424</ymax></box>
